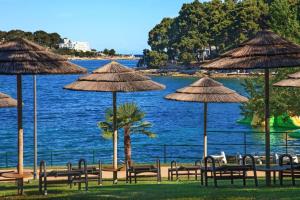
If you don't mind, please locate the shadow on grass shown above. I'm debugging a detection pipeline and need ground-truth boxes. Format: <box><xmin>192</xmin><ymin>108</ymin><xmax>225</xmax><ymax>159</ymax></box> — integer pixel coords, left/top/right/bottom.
<box><xmin>53</xmin><ymin>181</ymin><xmax>300</xmax><ymax>200</ymax></box>
<box><xmin>2</xmin><ymin>179</ymin><xmax>300</xmax><ymax>200</ymax></box>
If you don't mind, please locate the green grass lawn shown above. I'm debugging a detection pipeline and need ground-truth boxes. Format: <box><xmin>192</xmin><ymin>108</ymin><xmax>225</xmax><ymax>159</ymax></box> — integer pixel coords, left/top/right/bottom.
<box><xmin>1</xmin><ymin>179</ymin><xmax>300</xmax><ymax>200</ymax></box>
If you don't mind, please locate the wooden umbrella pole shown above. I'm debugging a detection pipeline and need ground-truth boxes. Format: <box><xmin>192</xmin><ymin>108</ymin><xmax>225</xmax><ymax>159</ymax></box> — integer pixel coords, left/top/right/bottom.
<box><xmin>33</xmin><ymin>75</ymin><xmax>37</xmax><ymax>179</ymax></box>
<box><xmin>112</xmin><ymin>91</ymin><xmax>118</xmax><ymax>184</ymax></box>
<box><xmin>264</xmin><ymin>68</ymin><xmax>271</xmax><ymax>185</ymax></box>
<box><xmin>17</xmin><ymin>75</ymin><xmax>23</xmax><ymax>175</ymax></box>
<box><xmin>203</xmin><ymin>103</ymin><xmax>208</xmax><ymax>159</ymax></box>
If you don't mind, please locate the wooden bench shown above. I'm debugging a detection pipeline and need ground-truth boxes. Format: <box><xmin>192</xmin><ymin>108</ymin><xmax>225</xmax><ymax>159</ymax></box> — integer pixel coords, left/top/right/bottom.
<box><xmin>168</xmin><ymin>160</ymin><xmax>201</xmax><ymax>181</ymax></box>
<box><xmin>126</xmin><ymin>160</ymin><xmax>161</xmax><ymax>183</ymax></box>
<box><xmin>202</xmin><ymin>154</ymin><xmax>258</xmax><ymax>187</ymax></box>
<box><xmin>279</xmin><ymin>154</ymin><xmax>300</xmax><ymax>186</ymax></box>
<box><xmin>39</xmin><ymin>159</ymin><xmax>88</xmax><ymax>195</ymax></box>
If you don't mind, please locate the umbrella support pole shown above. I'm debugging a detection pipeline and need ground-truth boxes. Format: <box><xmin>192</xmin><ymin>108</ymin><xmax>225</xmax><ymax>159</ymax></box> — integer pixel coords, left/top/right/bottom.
<box><xmin>33</xmin><ymin>75</ymin><xmax>37</xmax><ymax>179</ymax></box>
<box><xmin>17</xmin><ymin>75</ymin><xmax>23</xmax><ymax>175</ymax></box>
<box><xmin>203</xmin><ymin>103</ymin><xmax>207</xmax><ymax>159</ymax></box>
<box><xmin>264</xmin><ymin>69</ymin><xmax>271</xmax><ymax>185</ymax></box>
<box><xmin>112</xmin><ymin>92</ymin><xmax>118</xmax><ymax>184</ymax></box>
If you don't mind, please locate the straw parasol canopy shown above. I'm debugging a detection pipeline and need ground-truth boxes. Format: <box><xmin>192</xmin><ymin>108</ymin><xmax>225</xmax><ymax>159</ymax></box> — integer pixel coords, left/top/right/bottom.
<box><xmin>203</xmin><ymin>30</ymin><xmax>300</xmax><ymax>70</ymax></box>
<box><xmin>273</xmin><ymin>71</ymin><xmax>300</xmax><ymax>87</ymax></box>
<box><xmin>0</xmin><ymin>38</ymin><xmax>87</xmax><ymax>181</ymax></box>
<box><xmin>0</xmin><ymin>92</ymin><xmax>17</xmax><ymax>107</ymax></box>
<box><xmin>202</xmin><ymin>29</ymin><xmax>300</xmax><ymax>185</ymax></box>
<box><xmin>0</xmin><ymin>38</ymin><xmax>86</xmax><ymax>74</ymax></box>
<box><xmin>64</xmin><ymin>61</ymin><xmax>165</xmax><ymax>183</ymax></box>
<box><xmin>166</xmin><ymin>77</ymin><xmax>248</xmax><ymax>157</ymax></box>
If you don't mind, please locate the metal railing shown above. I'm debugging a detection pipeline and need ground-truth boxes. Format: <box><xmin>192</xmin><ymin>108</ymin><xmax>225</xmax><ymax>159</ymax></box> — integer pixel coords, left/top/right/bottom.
<box><xmin>0</xmin><ymin>130</ymin><xmax>299</xmax><ymax>168</ymax></box>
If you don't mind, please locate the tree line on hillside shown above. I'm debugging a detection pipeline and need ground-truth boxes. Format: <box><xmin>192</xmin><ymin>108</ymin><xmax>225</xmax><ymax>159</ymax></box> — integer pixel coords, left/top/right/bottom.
<box><xmin>0</xmin><ymin>29</ymin><xmax>117</xmax><ymax>57</ymax></box>
<box><xmin>139</xmin><ymin>0</ymin><xmax>300</xmax><ymax>68</ymax></box>
<box><xmin>0</xmin><ymin>30</ymin><xmax>61</xmax><ymax>48</ymax></box>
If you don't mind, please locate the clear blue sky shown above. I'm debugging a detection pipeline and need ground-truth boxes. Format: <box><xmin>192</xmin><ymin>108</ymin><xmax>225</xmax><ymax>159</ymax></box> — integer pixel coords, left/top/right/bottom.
<box><xmin>0</xmin><ymin>0</ymin><xmax>196</xmax><ymax>54</ymax></box>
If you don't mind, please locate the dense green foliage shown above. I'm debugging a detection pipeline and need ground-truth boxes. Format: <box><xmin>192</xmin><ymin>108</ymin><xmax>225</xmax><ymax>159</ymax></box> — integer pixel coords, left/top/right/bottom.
<box><xmin>102</xmin><ymin>48</ymin><xmax>116</xmax><ymax>56</ymax></box>
<box><xmin>269</xmin><ymin>0</ymin><xmax>300</xmax><ymax>43</ymax></box>
<box><xmin>0</xmin><ymin>29</ymin><xmax>61</xmax><ymax>48</ymax></box>
<box><xmin>141</xmin><ymin>0</ymin><xmax>300</xmax><ymax>68</ymax></box>
<box><xmin>54</xmin><ymin>48</ymin><xmax>98</xmax><ymax>57</ymax></box>
<box><xmin>239</xmin><ymin>0</ymin><xmax>300</xmax><ymax>125</ymax></box>
<box><xmin>141</xmin><ymin>49</ymin><xmax>168</xmax><ymax>68</ymax></box>
<box><xmin>241</xmin><ymin>68</ymin><xmax>300</xmax><ymax>125</ymax></box>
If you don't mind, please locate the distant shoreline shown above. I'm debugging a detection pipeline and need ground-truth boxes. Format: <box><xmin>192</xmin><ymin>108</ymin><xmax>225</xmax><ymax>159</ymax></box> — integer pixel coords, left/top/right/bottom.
<box><xmin>136</xmin><ymin>68</ymin><xmax>260</xmax><ymax>79</ymax></box>
<box><xmin>67</xmin><ymin>56</ymin><xmax>140</xmax><ymax>61</ymax></box>
<box><xmin>67</xmin><ymin>58</ymin><xmax>258</xmax><ymax>78</ymax></box>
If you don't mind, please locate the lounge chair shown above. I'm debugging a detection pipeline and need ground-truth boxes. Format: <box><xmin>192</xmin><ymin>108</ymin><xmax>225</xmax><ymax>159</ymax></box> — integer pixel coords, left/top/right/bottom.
<box><xmin>39</xmin><ymin>159</ymin><xmax>88</xmax><ymax>195</ymax></box>
<box><xmin>236</xmin><ymin>153</ymin><xmax>262</xmax><ymax>165</ymax></box>
<box><xmin>126</xmin><ymin>159</ymin><xmax>161</xmax><ymax>183</ymax></box>
<box><xmin>202</xmin><ymin>154</ymin><xmax>258</xmax><ymax>187</ymax></box>
<box><xmin>210</xmin><ymin>151</ymin><xmax>227</xmax><ymax>165</ymax></box>
<box><xmin>168</xmin><ymin>160</ymin><xmax>201</xmax><ymax>181</ymax></box>
<box><xmin>275</xmin><ymin>153</ymin><xmax>299</xmax><ymax>164</ymax></box>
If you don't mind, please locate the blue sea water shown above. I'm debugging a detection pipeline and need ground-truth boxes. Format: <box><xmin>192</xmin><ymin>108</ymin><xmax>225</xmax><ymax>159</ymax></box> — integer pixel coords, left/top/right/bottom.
<box><xmin>0</xmin><ymin>60</ymin><xmax>299</xmax><ymax>166</ymax></box>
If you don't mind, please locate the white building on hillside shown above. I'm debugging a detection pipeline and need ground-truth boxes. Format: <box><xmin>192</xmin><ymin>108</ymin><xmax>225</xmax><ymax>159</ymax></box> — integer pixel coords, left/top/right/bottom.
<box><xmin>59</xmin><ymin>38</ymin><xmax>91</xmax><ymax>52</ymax></box>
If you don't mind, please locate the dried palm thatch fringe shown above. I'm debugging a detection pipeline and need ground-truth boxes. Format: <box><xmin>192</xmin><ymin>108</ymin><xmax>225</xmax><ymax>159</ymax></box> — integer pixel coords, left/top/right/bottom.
<box><xmin>203</xmin><ymin>30</ymin><xmax>300</xmax><ymax>70</ymax></box>
<box><xmin>64</xmin><ymin>61</ymin><xmax>165</xmax><ymax>92</ymax></box>
<box><xmin>0</xmin><ymin>38</ymin><xmax>87</xmax><ymax>74</ymax></box>
<box><xmin>165</xmin><ymin>77</ymin><xmax>248</xmax><ymax>103</ymax></box>
<box><xmin>273</xmin><ymin>71</ymin><xmax>300</xmax><ymax>87</ymax></box>
<box><xmin>288</xmin><ymin>71</ymin><xmax>300</xmax><ymax>79</ymax></box>
<box><xmin>0</xmin><ymin>92</ymin><xmax>17</xmax><ymax>107</ymax></box>
<box><xmin>273</xmin><ymin>79</ymin><xmax>300</xmax><ymax>88</ymax></box>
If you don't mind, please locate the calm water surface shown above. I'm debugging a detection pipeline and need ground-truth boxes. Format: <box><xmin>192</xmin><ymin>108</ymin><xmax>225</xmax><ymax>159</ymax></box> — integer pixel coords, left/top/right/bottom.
<box><xmin>0</xmin><ymin>60</ymin><xmax>299</xmax><ymax>166</ymax></box>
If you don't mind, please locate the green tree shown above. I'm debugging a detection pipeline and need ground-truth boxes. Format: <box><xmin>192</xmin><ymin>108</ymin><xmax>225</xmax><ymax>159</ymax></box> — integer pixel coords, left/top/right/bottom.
<box><xmin>109</xmin><ymin>49</ymin><xmax>116</xmax><ymax>56</ymax></box>
<box><xmin>148</xmin><ymin>17</ymin><xmax>173</xmax><ymax>53</ymax></box>
<box><xmin>169</xmin><ymin>0</ymin><xmax>209</xmax><ymax>64</ymax></box>
<box><xmin>49</xmin><ymin>33</ymin><xmax>62</xmax><ymax>49</ymax></box>
<box><xmin>233</xmin><ymin>0</ymin><xmax>269</xmax><ymax>45</ymax></box>
<box><xmin>33</xmin><ymin>30</ymin><xmax>51</xmax><ymax>46</ymax></box>
<box><xmin>103</xmin><ymin>48</ymin><xmax>109</xmax><ymax>55</ymax></box>
<box><xmin>142</xmin><ymin>50</ymin><xmax>168</xmax><ymax>68</ymax></box>
<box><xmin>269</xmin><ymin>0</ymin><xmax>300</xmax><ymax>43</ymax></box>
<box><xmin>204</xmin><ymin>0</ymin><xmax>225</xmax><ymax>52</ymax></box>
<box><xmin>98</xmin><ymin>103</ymin><xmax>155</xmax><ymax>166</ymax></box>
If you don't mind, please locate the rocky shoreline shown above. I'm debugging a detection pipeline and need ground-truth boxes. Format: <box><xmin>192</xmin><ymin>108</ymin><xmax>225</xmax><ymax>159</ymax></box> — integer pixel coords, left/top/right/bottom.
<box><xmin>136</xmin><ymin>68</ymin><xmax>261</xmax><ymax>78</ymax></box>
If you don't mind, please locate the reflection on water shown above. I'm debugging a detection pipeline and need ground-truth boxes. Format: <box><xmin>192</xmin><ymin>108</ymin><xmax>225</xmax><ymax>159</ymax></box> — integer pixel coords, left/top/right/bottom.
<box><xmin>0</xmin><ymin>60</ymin><xmax>299</xmax><ymax>166</ymax></box>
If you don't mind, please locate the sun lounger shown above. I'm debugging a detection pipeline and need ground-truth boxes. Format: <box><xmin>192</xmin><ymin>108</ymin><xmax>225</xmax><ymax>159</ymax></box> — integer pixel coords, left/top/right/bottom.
<box><xmin>168</xmin><ymin>160</ymin><xmax>201</xmax><ymax>181</ymax></box>
<box><xmin>126</xmin><ymin>159</ymin><xmax>161</xmax><ymax>183</ymax></box>
<box><xmin>210</xmin><ymin>151</ymin><xmax>227</xmax><ymax>165</ymax></box>
<box><xmin>275</xmin><ymin>153</ymin><xmax>299</xmax><ymax>164</ymax></box>
<box><xmin>39</xmin><ymin>159</ymin><xmax>88</xmax><ymax>195</ymax></box>
<box><xmin>202</xmin><ymin>154</ymin><xmax>258</xmax><ymax>187</ymax></box>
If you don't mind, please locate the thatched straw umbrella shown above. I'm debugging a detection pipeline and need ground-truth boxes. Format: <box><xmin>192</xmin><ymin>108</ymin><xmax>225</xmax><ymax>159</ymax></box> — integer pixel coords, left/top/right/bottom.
<box><xmin>0</xmin><ymin>38</ymin><xmax>87</xmax><ymax>179</ymax></box>
<box><xmin>273</xmin><ymin>71</ymin><xmax>300</xmax><ymax>87</ymax></box>
<box><xmin>165</xmin><ymin>77</ymin><xmax>248</xmax><ymax>158</ymax></box>
<box><xmin>64</xmin><ymin>61</ymin><xmax>165</xmax><ymax>183</ymax></box>
<box><xmin>202</xmin><ymin>30</ymin><xmax>300</xmax><ymax>185</ymax></box>
<box><xmin>0</xmin><ymin>92</ymin><xmax>17</xmax><ymax>107</ymax></box>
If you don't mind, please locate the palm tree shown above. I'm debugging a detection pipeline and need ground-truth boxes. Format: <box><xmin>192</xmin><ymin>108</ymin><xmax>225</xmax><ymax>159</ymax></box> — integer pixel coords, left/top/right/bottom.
<box><xmin>98</xmin><ymin>102</ymin><xmax>155</xmax><ymax>166</ymax></box>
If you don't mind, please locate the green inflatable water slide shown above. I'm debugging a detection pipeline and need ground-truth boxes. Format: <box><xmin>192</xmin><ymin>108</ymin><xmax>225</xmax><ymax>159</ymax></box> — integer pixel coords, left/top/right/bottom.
<box><xmin>238</xmin><ymin>113</ymin><xmax>300</xmax><ymax>138</ymax></box>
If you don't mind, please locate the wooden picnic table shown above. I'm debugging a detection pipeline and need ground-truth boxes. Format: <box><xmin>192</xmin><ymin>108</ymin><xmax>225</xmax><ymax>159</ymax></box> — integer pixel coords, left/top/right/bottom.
<box><xmin>1</xmin><ymin>171</ymin><xmax>32</xmax><ymax>195</ymax></box>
